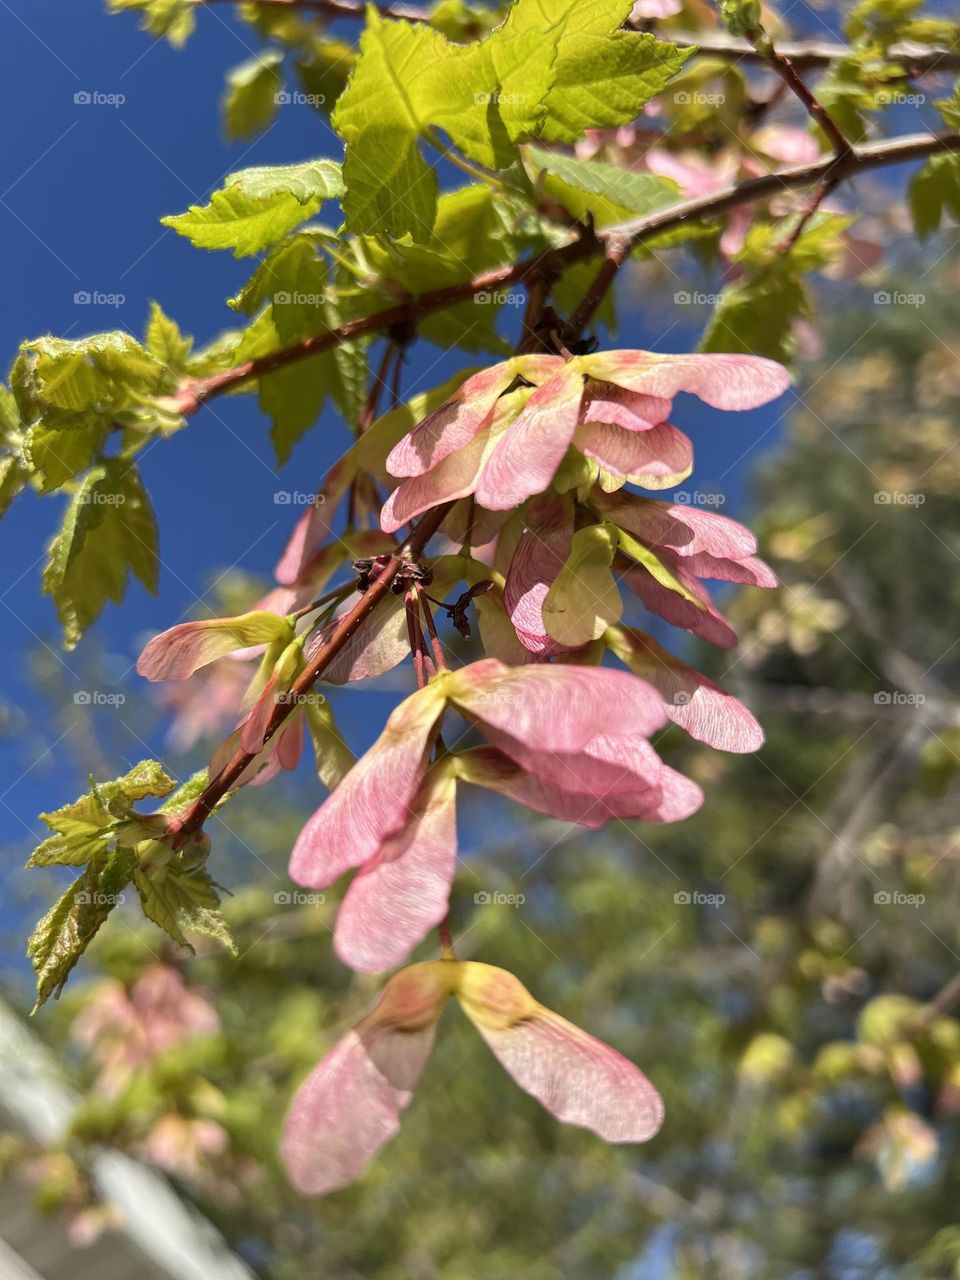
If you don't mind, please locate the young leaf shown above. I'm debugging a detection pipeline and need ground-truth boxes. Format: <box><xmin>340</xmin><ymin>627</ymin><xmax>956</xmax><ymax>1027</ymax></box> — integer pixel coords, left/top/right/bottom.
<box><xmin>700</xmin><ymin>268</ymin><xmax>809</xmax><ymax>365</ymax></box>
<box><xmin>934</xmin><ymin>84</ymin><xmax>960</xmax><ymax>130</ymax></box>
<box><xmin>330</xmin><ymin>1</ymin><xmax>556</xmax><ymax>239</ymax></box>
<box><xmin>223</xmin><ymin>50</ymin><xmax>284</xmax><ymax>141</ymax></box>
<box><xmin>134</xmin><ymin>864</ymin><xmax>235</xmax><ymax>953</ymax></box>
<box><xmin>28</xmin><ymin>849</ymin><xmax>135</xmax><ymax>1009</ymax></box>
<box><xmin>108</xmin><ymin>0</ymin><xmax>195</xmax><ymax>47</ymax></box>
<box><xmin>261</xmin><ymin>358</ymin><xmax>338</xmax><ymax>465</ymax></box>
<box><xmin>16</xmin><ymin>333</ymin><xmax>165</xmax><ymax>416</ymax></box>
<box><xmin>44</xmin><ymin>460</ymin><xmax>159</xmax><ymax>648</ymax></box>
<box><xmin>526</xmin><ymin>144</ymin><xmax>679</xmax><ymax>226</ymax></box>
<box><xmin>909</xmin><ymin>155</ymin><xmax>960</xmax><ymax>241</ymax></box>
<box><xmin>227</xmin><ymin>160</ymin><xmax>345</xmax><ymax>203</ymax></box>
<box><xmin>28</xmin><ymin>760</ymin><xmax>176</xmax><ymax>867</ymax></box>
<box><xmin>241</xmin><ymin>236</ymin><xmax>341</xmax><ymax>463</ymax></box>
<box><xmin>332</xmin><ymin>1</ymin><xmax>687</xmax><ymax>240</ymax></box>
<box><xmin>537</xmin><ymin>5</ymin><xmax>691</xmax><ymax>143</ymax></box>
<box><xmin>331</xmin><ymin>13</ymin><xmax>448</xmax><ymax>240</ymax></box>
<box><xmin>23</xmin><ymin>413</ymin><xmax>109</xmax><ymax>493</ymax></box>
<box><xmin>0</xmin><ymin>453</ymin><xmax>28</xmax><ymax>517</ymax></box>
<box><xmin>145</xmin><ymin>301</ymin><xmax>194</xmax><ymax>372</ymax></box>
<box><xmin>715</xmin><ymin>0</ymin><xmax>762</xmax><ymax>39</ymax></box>
<box><xmin>157</xmin><ymin>769</ymin><xmax>210</xmax><ymax>815</ymax></box>
<box><xmin>162</xmin><ymin>162</ymin><xmax>343</xmax><ymax>258</ymax></box>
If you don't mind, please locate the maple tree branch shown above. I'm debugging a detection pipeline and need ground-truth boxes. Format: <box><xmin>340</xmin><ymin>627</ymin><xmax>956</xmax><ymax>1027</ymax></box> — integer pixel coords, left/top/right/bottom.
<box><xmin>168</xmin><ymin>127</ymin><xmax>960</xmax><ymax>840</ymax></box>
<box><xmin>774</xmin><ymin>176</ymin><xmax>838</xmax><ymax>254</ymax></box>
<box><xmin>567</xmin><ymin>235</ymin><xmax>631</xmax><ymax>340</ymax></box>
<box><xmin>199</xmin><ymin>0</ymin><xmax>432</xmax><ymax>21</ymax></box>
<box><xmin>666</xmin><ymin>29</ymin><xmax>960</xmax><ymax>74</ymax></box>
<box><xmin>913</xmin><ymin>971</ymin><xmax>960</xmax><ymax>1029</ymax></box>
<box><xmin>171</xmin><ymin>500</ymin><xmax>454</xmax><ymax>843</ymax></box>
<box><xmin>607</xmin><ymin>130</ymin><xmax>960</xmax><ymax>241</ymax></box>
<box><xmin>198</xmin><ymin>0</ymin><xmax>960</xmax><ymax>74</ymax></box>
<box><xmin>755</xmin><ymin>34</ymin><xmax>853</xmax><ymax>158</ymax></box>
<box><xmin>174</xmin><ymin>242</ymin><xmax>592</xmax><ymax>410</ymax></box>
<box><xmin>172</xmin><ymin>129</ymin><xmax>960</xmax><ymax>414</ymax></box>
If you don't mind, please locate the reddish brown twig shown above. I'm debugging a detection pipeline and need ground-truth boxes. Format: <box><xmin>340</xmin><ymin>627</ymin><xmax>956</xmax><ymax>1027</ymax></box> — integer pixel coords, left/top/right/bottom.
<box><xmin>665</xmin><ymin>30</ymin><xmax>960</xmax><ymax>74</ymax></box>
<box><xmin>759</xmin><ymin>37</ymin><xmax>853</xmax><ymax>159</ymax></box>
<box><xmin>200</xmin><ymin>0</ymin><xmax>431</xmax><ymax>21</ymax></box>
<box><xmin>171</xmin><ymin>501</ymin><xmax>454</xmax><ymax>843</ymax></box>
<box><xmin>567</xmin><ymin>235</ymin><xmax>632</xmax><ymax>340</ymax></box>
<box><xmin>774</xmin><ymin>177</ymin><xmax>839</xmax><ymax>254</ymax></box>
<box><xmin>167</xmin><ymin>130</ymin><xmax>960</xmax><ymax>417</ymax></box>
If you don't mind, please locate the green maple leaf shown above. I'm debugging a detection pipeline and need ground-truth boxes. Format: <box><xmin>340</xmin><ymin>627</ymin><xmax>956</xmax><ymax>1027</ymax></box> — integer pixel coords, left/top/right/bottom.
<box><xmin>223</xmin><ymin>50</ymin><xmax>283</xmax><ymax>141</ymax></box>
<box><xmin>44</xmin><ymin>460</ymin><xmax>159</xmax><ymax>648</ymax></box>
<box><xmin>333</xmin><ymin>0</ymin><xmax>688</xmax><ymax>241</ymax></box>
<box><xmin>28</xmin><ymin>848</ymin><xmax>136</xmax><ymax>1009</ymax></box>
<box><xmin>162</xmin><ymin>161</ymin><xmax>344</xmax><ymax>257</ymax></box>
<box><xmin>28</xmin><ymin>761</ymin><xmax>176</xmax><ymax>869</ymax></box>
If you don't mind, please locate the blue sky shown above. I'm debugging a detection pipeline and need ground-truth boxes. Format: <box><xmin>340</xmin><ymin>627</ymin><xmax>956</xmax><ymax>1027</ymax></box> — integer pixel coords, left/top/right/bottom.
<box><xmin>0</xmin><ymin>0</ymin><xmax>899</xmax><ymax>943</ymax></box>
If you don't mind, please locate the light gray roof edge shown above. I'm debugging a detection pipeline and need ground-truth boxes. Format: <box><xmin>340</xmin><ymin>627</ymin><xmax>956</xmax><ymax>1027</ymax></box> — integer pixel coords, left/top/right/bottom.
<box><xmin>0</xmin><ymin>998</ymin><xmax>257</xmax><ymax>1280</ymax></box>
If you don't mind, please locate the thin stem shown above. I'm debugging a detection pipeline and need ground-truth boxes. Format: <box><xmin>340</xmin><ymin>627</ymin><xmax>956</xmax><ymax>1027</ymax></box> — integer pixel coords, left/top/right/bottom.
<box><xmin>357</xmin><ymin>340</ymin><xmax>397</xmax><ymax>434</ymax></box>
<box><xmin>389</xmin><ymin>342</ymin><xmax>405</xmax><ymax>410</ymax></box>
<box><xmin>425</xmin><ymin>128</ymin><xmax>507</xmax><ymax>189</ymax></box>
<box><xmin>911</xmin><ymin>971</ymin><xmax>960</xmax><ymax>1030</ymax></box>
<box><xmin>171</xmin><ymin>501</ymin><xmax>455</xmax><ymax>844</ymax></box>
<box><xmin>774</xmin><ymin>177</ymin><xmax>837</xmax><ymax>254</ymax></box>
<box><xmin>172</xmin><ymin>131</ymin><xmax>960</xmax><ymax>414</ymax></box>
<box><xmin>199</xmin><ymin>0</ymin><xmax>432</xmax><ymax>20</ymax></box>
<box><xmin>758</xmin><ymin>35</ymin><xmax>853</xmax><ymax>158</ymax></box>
<box><xmin>405</xmin><ymin>585</ymin><xmax>431</xmax><ymax>688</ymax></box>
<box><xmin>608</xmin><ymin>131</ymin><xmax>960</xmax><ymax>241</ymax></box>
<box><xmin>438</xmin><ymin>916</ymin><xmax>456</xmax><ymax>960</ymax></box>
<box><xmin>664</xmin><ymin>30</ymin><xmax>960</xmax><ymax>74</ymax></box>
<box><xmin>414</xmin><ymin>581</ymin><xmax>447</xmax><ymax>672</ymax></box>
<box><xmin>349</xmin><ymin>341</ymin><xmax>397</xmax><ymax>525</ymax></box>
<box><xmin>517</xmin><ymin>267</ymin><xmax>559</xmax><ymax>353</ymax></box>
<box><xmin>291</xmin><ymin>581</ymin><xmax>355</xmax><ymax>621</ymax></box>
<box><xmin>567</xmin><ymin>235</ymin><xmax>631</xmax><ymax>340</ymax></box>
